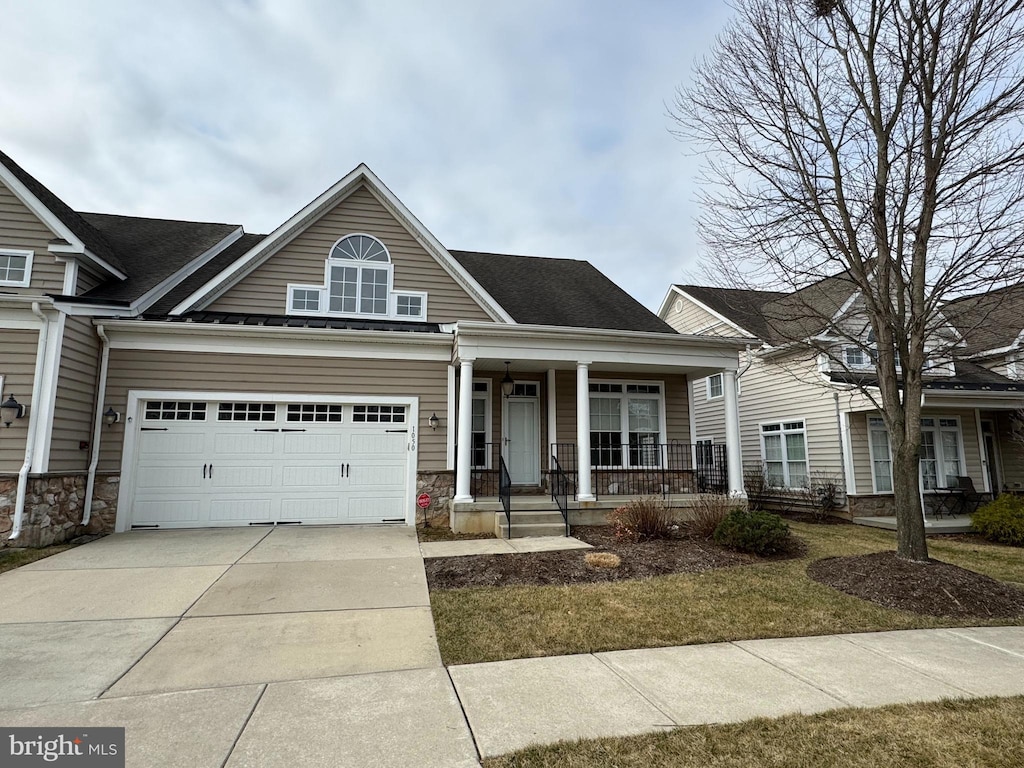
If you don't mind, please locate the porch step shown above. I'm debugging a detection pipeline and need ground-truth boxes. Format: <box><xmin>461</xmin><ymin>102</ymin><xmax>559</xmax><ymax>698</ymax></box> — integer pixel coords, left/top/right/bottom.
<box><xmin>495</xmin><ymin>510</ymin><xmax>569</xmax><ymax>538</ymax></box>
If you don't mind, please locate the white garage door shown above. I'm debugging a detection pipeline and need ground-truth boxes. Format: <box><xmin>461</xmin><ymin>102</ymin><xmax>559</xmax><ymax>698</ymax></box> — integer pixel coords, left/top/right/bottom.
<box><xmin>128</xmin><ymin>399</ymin><xmax>410</xmax><ymax>529</ymax></box>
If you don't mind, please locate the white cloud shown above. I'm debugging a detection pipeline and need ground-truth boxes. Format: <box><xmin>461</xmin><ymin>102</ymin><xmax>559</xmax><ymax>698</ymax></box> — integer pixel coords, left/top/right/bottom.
<box><xmin>0</xmin><ymin>0</ymin><xmax>733</xmax><ymax>308</ymax></box>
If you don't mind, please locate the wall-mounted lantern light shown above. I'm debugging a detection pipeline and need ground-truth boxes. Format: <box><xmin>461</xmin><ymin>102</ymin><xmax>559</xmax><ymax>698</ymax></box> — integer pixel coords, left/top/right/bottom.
<box><xmin>103</xmin><ymin>407</ymin><xmax>121</xmax><ymax>427</ymax></box>
<box><xmin>428</xmin><ymin>413</ymin><xmax>440</xmax><ymax>431</ymax></box>
<box><xmin>500</xmin><ymin>361</ymin><xmax>515</xmax><ymax>399</ymax></box>
<box><xmin>1</xmin><ymin>395</ymin><xmax>24</xmax><ymax>427</ymax></box>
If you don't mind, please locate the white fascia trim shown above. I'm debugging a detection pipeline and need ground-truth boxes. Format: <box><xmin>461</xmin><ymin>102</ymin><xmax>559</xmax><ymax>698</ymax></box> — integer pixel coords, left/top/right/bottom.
<box><xmin>827</xmin><ymin>290</ymin><xmax>860</xmax><ymax>326</ymax></box>
<box><xmin>0</xmin><ymin>163</ymin><xmax>85</xmax><ymax>255</ymax></box>
<box><xmin>99</xmin><ymin>319</ymin><xmax>453</xmax><ymax>361</ymax></box>
<box><xmin>48</xmin><ymin>243</ymin><xmax>128</xmax><ymax>281</ymax></box>
<box><xmin>132</xmin><ymin>227</ymin><xmax>244</xmax><ymax>314</ymax></box>
<box><xmin>166</xmin><ymin>164</ymin><xmax>514</xmax><ymax>323</ymax></box>
<box><xmin>0</xmin><ymin>160</ymin><xmax>127</xmax><ymax>282</ymax></box>
<box><xmin>358</xmin><ymin>180</ymin><xmax>513</xmax><ymax>324</ymax></box>
<box><xmin>455</xmin><ymin>320</ymin><xmax>752</xmax><ymax>348</ymax></box>
<box><xmin>49</xmin><ymin>302</ymin><xmax>135</xmax><ymax>317</ymax></box>
<box><xmin>662</xmin><ymin>287</ymin><xmax>760</xmax><ymax>339</ymax></box>
<box><xmin>0</xmin><ymin>302</ymin><xmax>58</xmax><ymax>328</ymax></box>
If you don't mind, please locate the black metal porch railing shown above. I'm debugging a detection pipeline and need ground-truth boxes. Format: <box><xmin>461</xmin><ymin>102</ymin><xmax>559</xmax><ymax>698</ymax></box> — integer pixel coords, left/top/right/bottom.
<box><xmin>551</xmin><ymin>453</ymin><xmax>570</xmax><ymax>536</ymax></box>
<box><xmin>454</xmin><ymin>442</ymin><xmax>503</xmax><ymax>501</ymax></box>
<box><xmin>550</xmin><ymin>441</ymin><xmax>728</xmax><ymax>500</ymax></box>
<box><xmin>498</xmin><ymin>454</ymin><xmax>512</xmax><ymax>538</ymax></box>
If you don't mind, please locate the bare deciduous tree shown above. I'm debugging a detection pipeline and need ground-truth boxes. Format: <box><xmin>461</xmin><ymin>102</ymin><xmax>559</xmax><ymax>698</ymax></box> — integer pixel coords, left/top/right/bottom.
<box><xmin>674</xmin><ymin>0</ymin><xmax>1024</xmax><ymax>561</ymax></box>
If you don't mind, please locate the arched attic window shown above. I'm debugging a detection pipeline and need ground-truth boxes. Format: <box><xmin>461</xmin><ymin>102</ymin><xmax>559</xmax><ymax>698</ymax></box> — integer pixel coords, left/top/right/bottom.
<box><xmin>287</xmin><ymin>233</ymin><xmax>427</xmax><ymax>319</ymax></box>
<box><xmin>328</xmin><ymin>234</ymin><xmax>392</xmax><ymax>315</ymax></box>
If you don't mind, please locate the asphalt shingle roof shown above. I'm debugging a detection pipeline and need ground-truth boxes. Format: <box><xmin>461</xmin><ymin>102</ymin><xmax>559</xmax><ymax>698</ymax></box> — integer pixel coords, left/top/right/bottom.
<box><xmin>79</xmin><ymin>213</ymin><xmax>240</xmax><ymax>304</ymax></box>
<box><xmin>674</xmin><ymin>285</ymin><xmax>786</xmax><ymax>341</ymax></box>
<box><xmin>452</xmin><ymin>250</ymin><xmax>677</xmax><ymax>333</ymax></box>
<box><xmin>0</xmin><ymin>150</ymin><xmax>126</xmax><ymax>273</ymax></box>
<box><xmin>943</xmin><ymin>283</ymin><xmax>1024</xmax><ymax>356</ymax></box>
<box><xmin>146</xmin><ymin>233</ymin><xmax>267</xmax><ymax>316</ymax></box>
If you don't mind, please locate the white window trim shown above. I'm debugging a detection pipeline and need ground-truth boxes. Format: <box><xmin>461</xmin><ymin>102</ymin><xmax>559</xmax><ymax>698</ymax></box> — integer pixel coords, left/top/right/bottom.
<box><xmin>706</xmin><ymin>373</ymin><xmax>723</xmax><ymax>401</ymax></box>
<box><xmin>471</xmin><ymin>378</ymin><xmax>492</xmax><ymax>469</ymax></box>
<box><xmin>865</xmin><ymin>414</ymin><xmax>968</xmax><ymax>493</ymax></box>
<box><xmin>0</xmin><ymin>249</ymin><xmax>33</xmax><ymax>288</ymax></box>
<box><xmin>867</xmin><ymin>416</ymin><xmax>893</xmax><ymax>494</ymax></box>
<box><xmin>284</xmin><ymin>234</ymin><xmax>428</xmax><ymax>321</ymax></box>
<box><xmin>589</xmin><ymin>379</ymin><xmax>668</xmax><ymax>469</ymax></box>
<box><xmin>758</xmin><ymin>418</ymin><xmax>810</xmax><ymax>489</ymax></box>
<box><xmin>920</xmin><ymin>416</ymin><xmax>967</xmax><ymax>490</ymax></box>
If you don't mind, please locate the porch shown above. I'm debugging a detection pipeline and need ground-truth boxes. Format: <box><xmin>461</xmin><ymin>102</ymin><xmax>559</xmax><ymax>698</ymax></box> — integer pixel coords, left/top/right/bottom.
<box><xmin>447</xmin><ymin>322</ymin><xmax>748</xmax><ymax>535</ymax></box>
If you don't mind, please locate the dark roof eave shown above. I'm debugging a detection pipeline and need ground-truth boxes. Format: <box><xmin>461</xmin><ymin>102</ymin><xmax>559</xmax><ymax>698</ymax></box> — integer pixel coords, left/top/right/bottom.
<box><xmin>47</xmin><ymin>294</ymin><xmax>132</xmax><ymax>308</ymax></box>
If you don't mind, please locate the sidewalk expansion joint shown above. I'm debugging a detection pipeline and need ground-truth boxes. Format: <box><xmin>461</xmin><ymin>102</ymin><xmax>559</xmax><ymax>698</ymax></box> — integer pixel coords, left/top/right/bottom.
<box><xmin>591</xmin><ymin>653</ymin><xmax>679</xmax><ymax>728</ymax></box>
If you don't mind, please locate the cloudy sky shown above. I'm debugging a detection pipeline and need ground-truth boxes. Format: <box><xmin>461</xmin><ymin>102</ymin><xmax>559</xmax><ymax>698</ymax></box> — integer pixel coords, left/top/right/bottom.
<box><xmin>0</xmin><ymin>0</ymin><xmax>734</xmax><ymax>311</ymax></box>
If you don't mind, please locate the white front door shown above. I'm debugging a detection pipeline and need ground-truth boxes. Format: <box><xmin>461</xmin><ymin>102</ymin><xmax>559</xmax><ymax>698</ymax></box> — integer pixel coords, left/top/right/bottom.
<box><xmin>505</xmin><ymin>398</ymin><xmax>539</xmax><ymax>485</ymax></box>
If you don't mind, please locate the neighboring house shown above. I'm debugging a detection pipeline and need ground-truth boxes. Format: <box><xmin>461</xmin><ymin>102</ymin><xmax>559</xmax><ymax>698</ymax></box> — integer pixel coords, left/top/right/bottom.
<box><xmin>0</xmin><ymin>149</ymin><xmax>748</xmax><ymax>546</ymax></box>
<box><xmin>659</xmin><ymin>279</ymin><xmax>1024</xmax><ymax>518</ymax></box>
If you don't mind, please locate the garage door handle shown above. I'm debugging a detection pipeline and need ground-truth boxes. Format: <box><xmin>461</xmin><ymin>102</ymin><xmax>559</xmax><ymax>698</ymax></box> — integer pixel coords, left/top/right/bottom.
<box><xmin>209</xmin><ymin>463</ymin><xmax>213</xmax><ymax>479</ymax></box>
<box><xmin>203</xmin><ymin>464</ymin><xmax>207</xmax><ymax>479</ymax></box>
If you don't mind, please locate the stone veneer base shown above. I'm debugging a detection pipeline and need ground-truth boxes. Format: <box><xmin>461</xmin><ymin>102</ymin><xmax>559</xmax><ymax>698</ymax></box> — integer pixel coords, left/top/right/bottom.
<box><xmin>0</xmin><ymin>473</ymin><xmax>120</xmax><ymax>548</ymax></box>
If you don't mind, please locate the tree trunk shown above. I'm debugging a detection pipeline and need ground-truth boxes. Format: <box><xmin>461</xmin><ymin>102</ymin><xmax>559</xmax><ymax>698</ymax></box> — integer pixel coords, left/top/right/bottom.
<box><xmin>891</xmin><ymin>440</ymin><xmax>929</xmax><ymax>562</ymax></box>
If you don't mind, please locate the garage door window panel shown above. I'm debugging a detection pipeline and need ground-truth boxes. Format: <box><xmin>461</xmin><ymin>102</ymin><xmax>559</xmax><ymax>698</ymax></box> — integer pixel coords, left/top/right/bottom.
<box><xmin>287</xmin><ymin>403</ymin><xmax>343</xmax><ymax>422</ymax></box>
<box><xmin>144</xmin><ymin>401</ymin><xmax>207</xmax><ymax>421</ymax></box>
<box><xmin>218</xmin><ymin>403</ymin><xmax>276</xmax><ymax>421</ymax></box>
<box><xmin>353</xmin><ymin>405</ymin><xmax>406</xmax><ymax>423</ymax></box>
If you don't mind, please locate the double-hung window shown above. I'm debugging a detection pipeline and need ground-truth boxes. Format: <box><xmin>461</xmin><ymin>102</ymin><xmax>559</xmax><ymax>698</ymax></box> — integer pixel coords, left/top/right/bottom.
<box><xmin>761</xmin><ymin>420</ymin><xmax>808</xmax><ymax>488</ymax></box>
<box><xmin>0</xmin><ymin>249</ymin><xmax>32</xmax><ymax>287</ymax></box>
<box><xmin>868</xmin><ymin>417</ymin><xmax>893</xmax><ymax>492</ymax></box>
<box><xmin>588</xmin><ymin>382</ymin><xmax>664</xmax><ymax>468</ymax></box>
<box><xmin>706</xmin><ymin>373</ymin><xmax>723</xmax><ymax>400</ymax></box>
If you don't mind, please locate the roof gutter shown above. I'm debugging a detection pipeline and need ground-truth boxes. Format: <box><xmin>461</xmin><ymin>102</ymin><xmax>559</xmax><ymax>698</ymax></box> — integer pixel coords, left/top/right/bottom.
<box><xmin>82</xmin><ymin>324</ymin><xmax>111</xmax><ymax>527</ymax></box>
<box><xmin>9</xmin><ymin>302</ymin><xmax>49</xmax><ymax>541</ymax></box>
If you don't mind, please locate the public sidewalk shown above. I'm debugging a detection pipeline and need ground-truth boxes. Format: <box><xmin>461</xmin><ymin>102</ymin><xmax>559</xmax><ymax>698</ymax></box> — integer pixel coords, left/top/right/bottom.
<box><xmin>448</xmin><ymin>626</ymin><xmax>1024</xmax><ymax>759</ymax></box>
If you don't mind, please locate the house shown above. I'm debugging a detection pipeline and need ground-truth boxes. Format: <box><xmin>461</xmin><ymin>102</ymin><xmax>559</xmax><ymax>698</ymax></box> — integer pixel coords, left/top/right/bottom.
<box><xmin>0</xmin><ymin>149</ymin><xmax>748</xmax><ymax>546</ymax></box>
<box><xmin>659</xmin><ymin>278</ymin><xmax>1024</xmax><ymax>520</ymax></box>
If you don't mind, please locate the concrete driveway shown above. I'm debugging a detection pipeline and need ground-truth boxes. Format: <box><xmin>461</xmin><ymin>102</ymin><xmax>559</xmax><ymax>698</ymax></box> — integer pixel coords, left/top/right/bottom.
<box><xmin>0</xmin><ymin>526</ymin><xmax>478</xmax><ymax>768</ymax></box>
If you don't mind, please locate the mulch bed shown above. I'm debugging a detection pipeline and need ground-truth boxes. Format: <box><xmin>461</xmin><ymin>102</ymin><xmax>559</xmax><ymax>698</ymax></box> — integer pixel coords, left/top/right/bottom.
<box><xmin>425</xmin><ymin>526</ymin><xmax>772</xmax><ymax>589</ymax></box>
<box><xmin>807</xmin><ymin>551</ymin><xmax>1024</xmax><ymax>618</ymax></box>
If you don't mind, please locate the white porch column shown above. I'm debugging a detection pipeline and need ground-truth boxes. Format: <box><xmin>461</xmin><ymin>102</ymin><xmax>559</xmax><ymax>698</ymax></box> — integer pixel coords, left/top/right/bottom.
<box><xmin>723</xmin><ymin>368</ymin><xmax>745</xmax><ymax>498</ymax></box>
<box><xmin>546</xmin><ymin>368</ymin><xmax>557</xmax><ymax>464</ymax></box>
<box><xmin>454</xmin><ymin>358</ymin><xmax>475</xmax><ymax>502</ymax></box>
<box><xmin>576</xmin><ymin>362</ymin><xmax>595</xmax><ymax>501</ymax></box>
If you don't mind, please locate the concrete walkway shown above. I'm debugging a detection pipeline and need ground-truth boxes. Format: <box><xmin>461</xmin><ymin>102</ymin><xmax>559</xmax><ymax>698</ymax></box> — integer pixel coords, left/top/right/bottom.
<box><xmin>420</xmin><ymin>535</ymin><xmax>592</xmax><ymax>558</ymax></box>
<box><xmin>449</xmin><ymin>626</ymin><xmax>1024</xmax><ymax>758</ymax></box>
<box><xmin>2</xmin><ymin>529</ymin><xmax>1023</xmax><ymax>766</ymax></box>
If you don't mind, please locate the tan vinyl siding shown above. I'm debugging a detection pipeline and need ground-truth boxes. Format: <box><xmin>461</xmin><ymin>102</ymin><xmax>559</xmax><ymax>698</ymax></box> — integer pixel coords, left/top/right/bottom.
<box><xmin>76</xmin><ymin>265</ymin><xmax>106</xmax><ymax>295</ymax></box>
<box><xmin>552</xmin><ymin>370</ymin><xmax>690</xmax><ymax>449</ymax></box>
<box><xmin>0</xmin><ymin>181</ymin><xmax>66</xmax><ymax>294</ymax></box>
<box><xmin>663</xmin><ymin>295</ymin><xmax>740</xmax><ymax>337</ymax></box>
<box><xmin>850</xmin><ymin>413</ymin><xmax>873</xmax><ymax>493</ymax></box>
<box><xmin>50</xmin><ymin>316</ymin><xmax>99</xmax><ymax>472</ymax></box>
<box><xmin>0</xmin><ymin>329</ymin><xmax>38</xmax><ymax>471</ymax></box>
<box><xmin>734</xmin><ymin>354</ymin><xmax>846</xmax><ymax>485</ymax></box>
<box><xmin>995</xmin><ymin>411</ymin><xmax>1024</xmax><ymax>490</ymax></box>
<box><xmin>691</xmin><ymin>376</ymin><xmax>728</xmax><ymax>444</ymax></box>
<box><xmin>100</xmin><ymin>349</ymin><xmax>449</xmax><ymax>473</ymax></box>
<box><xmin>209</xmin><ymin>185</ymin><xmax>492</xmax><ymax>323</ymax></box>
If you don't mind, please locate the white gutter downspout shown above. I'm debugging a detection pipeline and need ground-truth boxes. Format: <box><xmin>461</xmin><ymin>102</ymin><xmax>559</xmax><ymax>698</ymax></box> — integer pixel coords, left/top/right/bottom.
<box><xmin>10</xmin><ymin>302</ymin><xmax>49</xmax><ymax>540</ymax></box>
<box><xmin>82</xmin><ymin>324</ymin><xmax>110</xmax><ymax>527</ymax></box>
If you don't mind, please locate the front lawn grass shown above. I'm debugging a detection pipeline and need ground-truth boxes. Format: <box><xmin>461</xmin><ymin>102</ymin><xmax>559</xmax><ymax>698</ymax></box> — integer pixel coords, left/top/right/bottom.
<box><xmin>0</xmin><ymin>544</ymin><xmax>74</xmax><ymax>575</ymax></box>
<box><xmin>484</xmin><ymin>696</ymin><xmax>1024</xmax><ymax>768</ymax></box>
<box><xmin>430</xmin><ymin>522</ymin><xmax>1024</xmax><ymax>665</ymax></box>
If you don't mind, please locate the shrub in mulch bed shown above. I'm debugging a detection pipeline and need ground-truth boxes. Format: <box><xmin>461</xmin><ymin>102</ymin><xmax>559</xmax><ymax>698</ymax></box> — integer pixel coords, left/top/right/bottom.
<box><xmin>807</xmin><ymin>551</ymin><xmax>1024</xmax><ymax>618</ymax></box>
<box><xmin>424</xmin><ymin>526</ymin><xmax>804</xmax><ymax>590</ymax></box>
